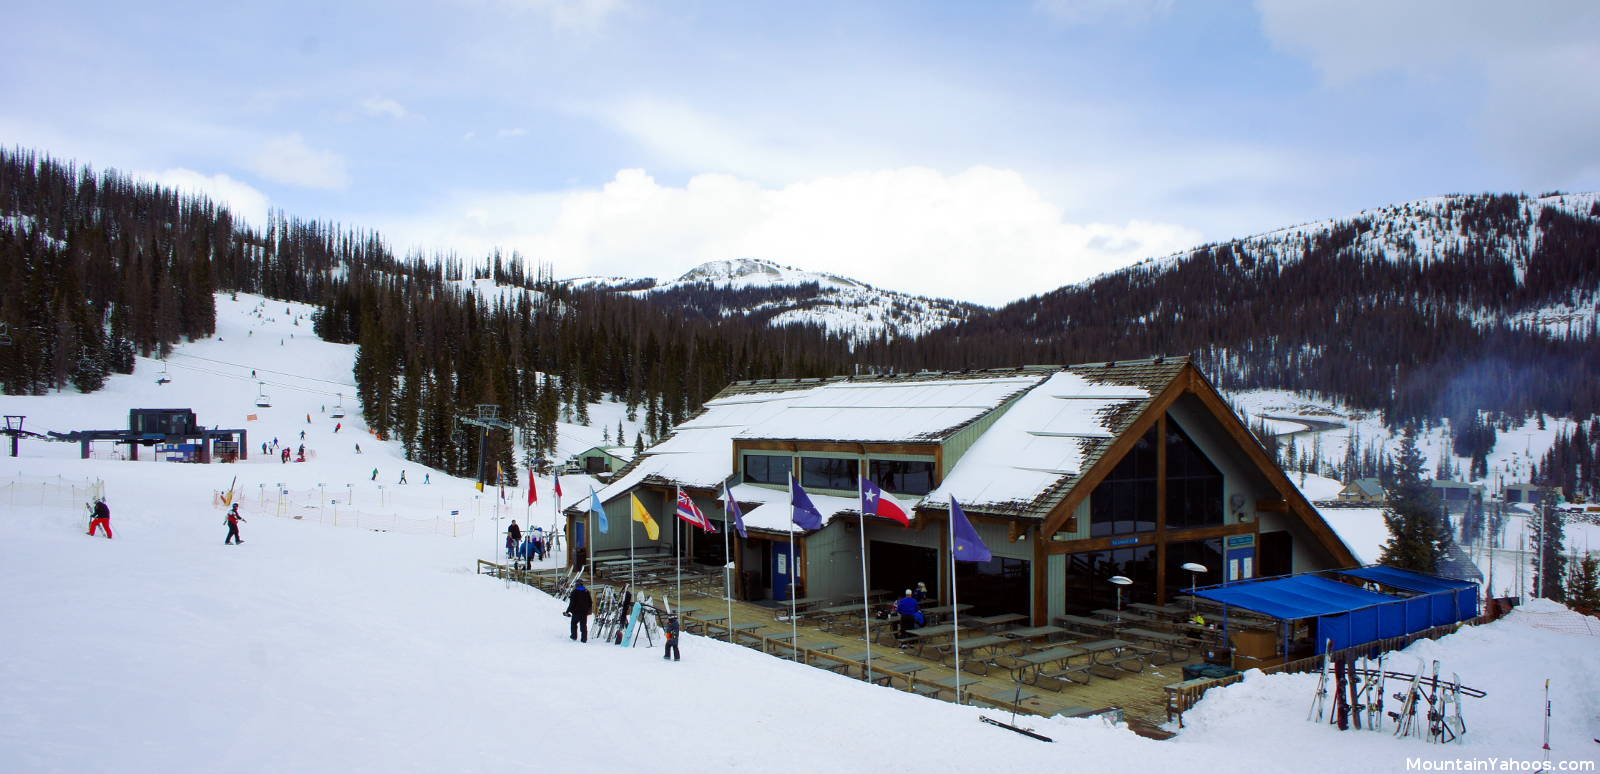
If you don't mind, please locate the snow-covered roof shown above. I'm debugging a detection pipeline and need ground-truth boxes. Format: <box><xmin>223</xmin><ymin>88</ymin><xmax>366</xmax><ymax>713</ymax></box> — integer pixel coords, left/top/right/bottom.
<box><xmin>737</xmin><ymin>375</ymin><xmax>1044</xmax><ymax>443</ymax></box>
<box><xmin>923</xmin><ymin>368</ymin><xmax>1155</xmax><ymax>517</ymax></box>
<box><xmin>727</xmin><ymin>483</ymin><xmax>863</xmax><ymax>533</ymax></box>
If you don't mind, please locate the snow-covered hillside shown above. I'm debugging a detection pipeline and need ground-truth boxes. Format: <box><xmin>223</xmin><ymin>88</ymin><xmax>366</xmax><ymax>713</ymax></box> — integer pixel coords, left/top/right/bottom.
<box><xmin>3</xmin><ymin>293</ymin><xmax>1599</xmax><ymax>771</ymax></box>
<box><xmin>1136</xmin><ymin>192</ymin><xmax>1600</xmax><ymax>339</ymax></box>
<box><xmin>575</xmin><ymin>258</ymin><xmax>975</xmax><ymax>343</ymax></box>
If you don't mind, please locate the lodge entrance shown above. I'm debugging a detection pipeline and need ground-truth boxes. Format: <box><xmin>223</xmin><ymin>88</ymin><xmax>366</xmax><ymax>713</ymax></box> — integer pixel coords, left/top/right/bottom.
<box><xmin>868</xmin><ymin>540</ymin><xmax>938</xmax><ymax>603</ymax></box>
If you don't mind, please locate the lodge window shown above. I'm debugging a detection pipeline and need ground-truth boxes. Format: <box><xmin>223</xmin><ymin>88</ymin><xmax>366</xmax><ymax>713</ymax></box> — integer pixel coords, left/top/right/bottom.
<box><xmin>1089</xmin><ymin>426</ymin><xmax>1158</xmax><ymax>537</ymax></box>
<box><xmin>801</xmin><ymin>456</ymin><xmax>857</xmax><ymax>491</ymax></box>
<box><xmin>1163</xmin><ymin>538</ymin><xmax>1224</xmax><ymax>601</ymax></box>
<box><xmin>869</xmin><ymin>459</ymin><xmax>934</xmax><ymax>495</ymax></box>
<box><xmin>1062</xmin><ymin>545</ymin><xmax>1156</xmax><ymax>615</ymax></box>
<box><xmin>1165</xmin><ymin>420</ymin><xmax>1223</xmax><ymax>529</ymax></box>
<box><xmin>743</xmin><ymin>454</ymin><xmax>791</xmax><ymax>485</ymax></box>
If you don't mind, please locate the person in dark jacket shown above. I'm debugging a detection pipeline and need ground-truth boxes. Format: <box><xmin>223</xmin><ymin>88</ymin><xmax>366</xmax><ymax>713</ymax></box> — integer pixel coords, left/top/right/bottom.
<box><xmin>225</xmin><ymin>504</ymin><xmax>246</xmax><ymax>545</ymax></box>
<box><xmin>894</xmin><ymin>589</ymin><xmax>921</xmax><ymax>644</ymax></box>
<box><xmin>662</xmin><ymin>615</ymin><xmax>681</xmax><ymax>661</ymax></box>
<box><xmin>508</xmin><ymin>520</ymin><xmax>522</xmax><ymax>543</ymax></box>
<box><xmin>565</xmin><ymin>583</ymin><xmax>593</xmax><ymax>642</ymax></box>
<box><xmin>913</xmin><ymin>581</ymin><xmax>929</xmax><ymax>602</ymax></box>
<box><xmin>88</xmin><ymin>498</ymin><xmax>113</xmax><ymax>539</ymax></box>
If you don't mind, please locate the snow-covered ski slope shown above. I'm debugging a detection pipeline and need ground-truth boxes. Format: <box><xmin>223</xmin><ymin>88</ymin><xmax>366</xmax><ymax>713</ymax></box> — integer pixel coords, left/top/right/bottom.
<box><xmin>2</xmin><ymin>294</ymin><xmax>1598</xmax><ymax>772</ymax></box>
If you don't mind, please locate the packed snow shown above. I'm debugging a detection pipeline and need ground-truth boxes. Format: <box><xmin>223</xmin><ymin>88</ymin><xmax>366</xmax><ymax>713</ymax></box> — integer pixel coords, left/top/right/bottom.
<box><xmin>3</xmin><ymin>293</ymin><xmax>1598</xmax><ymax>772</ymax></box>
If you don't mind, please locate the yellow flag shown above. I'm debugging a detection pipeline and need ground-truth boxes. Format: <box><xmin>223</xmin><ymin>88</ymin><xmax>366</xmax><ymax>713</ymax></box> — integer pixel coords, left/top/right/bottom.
<box><xmin>630</xmin><ymin>493</ymin><xmax>660</xmax><ymax>540</ymax></box>
<box><xmin>475</xmin><ymin>481</ymin><xmax>484</xmax><ymax>492</ymax></box>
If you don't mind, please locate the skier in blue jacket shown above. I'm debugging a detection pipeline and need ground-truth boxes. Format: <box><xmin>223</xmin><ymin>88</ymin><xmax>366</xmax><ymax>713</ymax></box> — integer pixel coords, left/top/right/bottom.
<box><xmin>894</xmin><ymin>590</ymin><xmax>921</xmax><ymax>644</ymax></box>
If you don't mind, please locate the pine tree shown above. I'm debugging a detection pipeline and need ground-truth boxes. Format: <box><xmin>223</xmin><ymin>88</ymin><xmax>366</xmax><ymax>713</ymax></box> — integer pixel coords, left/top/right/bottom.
<box><xmin>1531</xmin><ymin>492</ymin><xmax>1566</xmax><ymax>600</ymax></box>
<box><xmin>1564</xmin><ymin>554</ymin><xmax>1599</xmax><ymax>615</ymax></box>
<box><xmin>1378</xmin><ymin>427</ymin><xmax>1451</xmax><ymax>573</ymax></box>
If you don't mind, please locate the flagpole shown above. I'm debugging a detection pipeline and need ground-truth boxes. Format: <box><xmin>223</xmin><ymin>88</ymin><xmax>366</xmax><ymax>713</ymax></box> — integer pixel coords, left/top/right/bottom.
<box><xmin>723</xmin><ymin>480</ymin><xmax>734</xmax><ymax>644</ymax></box>
<box><xmin>950</xmin><ymin>501</ymin><xmax>962</xmax><ymax>704</ymax></box>
<box><xmin>675</xmin><ymin>487</ymin><xmax>683</xmax><ymax>616</ymax></box>
<box><xmin>788</xmin><ymin>473</ymin><xmax>799</xmax><ymax>662</ymax></box>
<box><xmin>858</xmin><ymin>471</ymin><xmax>872</xmax><ymax>682</ymax></box>
<box><xmin>629</xmin><ymin>492</ymin><xmax>636</xmax><ymax>589</ymax></box>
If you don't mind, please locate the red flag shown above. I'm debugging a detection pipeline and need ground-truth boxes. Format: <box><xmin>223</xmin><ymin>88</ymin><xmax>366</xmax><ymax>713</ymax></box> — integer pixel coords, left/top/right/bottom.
<box><xmin>528</xmin><ymin>469</ymin><xmax>538</xmax><ymax>505</ymax></box>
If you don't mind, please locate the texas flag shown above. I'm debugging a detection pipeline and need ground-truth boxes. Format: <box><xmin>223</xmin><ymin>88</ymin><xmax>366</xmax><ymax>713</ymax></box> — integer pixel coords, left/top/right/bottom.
<box><xmin>860</xmin><ymin>479</ymin><xmax>910</xmax><ymax>526</ymax></box>
<box><xmin>553</xmin><ymin>471</ymin><xmax>563</xmax><ymax>499</ymax></box>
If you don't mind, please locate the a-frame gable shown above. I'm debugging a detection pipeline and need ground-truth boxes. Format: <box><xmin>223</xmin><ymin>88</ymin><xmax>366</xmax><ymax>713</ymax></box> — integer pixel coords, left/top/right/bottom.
<box><xmin>1039</xmin><ymin>363</ymin><xmax>1358</xmax><ymax>567</ymax></box>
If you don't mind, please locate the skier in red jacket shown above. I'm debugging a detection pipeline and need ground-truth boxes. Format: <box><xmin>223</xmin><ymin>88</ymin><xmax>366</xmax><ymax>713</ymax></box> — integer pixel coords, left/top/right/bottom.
<box><xmin>225</xmin><ymin>504</ymin><xmax>246</xmax><ymax>545</ymax></box>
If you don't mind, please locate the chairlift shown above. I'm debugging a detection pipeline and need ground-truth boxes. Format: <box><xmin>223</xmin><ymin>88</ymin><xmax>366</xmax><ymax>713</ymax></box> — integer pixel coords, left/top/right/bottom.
<box><xmin>156</xmin><ymin>360</ymin><xmax>171</xmax><ymax>386</ymax></box>
<box><xmin>255</xmin><ymin>381</ymin><xmax>272</xmax><ymax>408</ymax></box>
<box><xmin>331</xmin><ymin>392</ymin><xmax>346</xmax><ymax>419</ymax></box>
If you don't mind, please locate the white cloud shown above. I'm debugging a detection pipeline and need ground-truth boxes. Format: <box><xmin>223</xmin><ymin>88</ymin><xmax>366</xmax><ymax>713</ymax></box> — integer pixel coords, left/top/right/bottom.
<box><xmin>135</xmin><ymin>168</ymin><xmax>270</xmax><ymax>227</ymax></box>
<box><xmin>378</xmin><ymin>167</ymin><xmax>1201</xmax><ymax>306</ymax></box>
<box><xmin>246</xmin><ymin>133</ymin><xmax>350</xmax><ymax>190</ymax></box>
<box><xmin>1033</xmin><ymin>0</ymin><xmax>1174</xmax><ymax>26</ymax></box>
<box><xmin>1256</xmin><ymin>0</ymin><xmax>1600</xmax><ymax>183</ymax></box>
<box><xmin>496</xmin><ymin>127</ymin><xmax>528</xmax><ymax>137</ymax></box>
<box><xmin>358</xmin><ymin>96</ymin><xmax>410</xmax><ymax>120</ymax></box>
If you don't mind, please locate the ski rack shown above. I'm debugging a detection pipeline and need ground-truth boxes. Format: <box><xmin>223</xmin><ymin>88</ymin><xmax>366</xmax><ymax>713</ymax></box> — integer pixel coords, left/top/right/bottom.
<box><xmin>1352</xmin><ymin>668</ymin><xmax>1485</xmax><ymax>698</ymax></box>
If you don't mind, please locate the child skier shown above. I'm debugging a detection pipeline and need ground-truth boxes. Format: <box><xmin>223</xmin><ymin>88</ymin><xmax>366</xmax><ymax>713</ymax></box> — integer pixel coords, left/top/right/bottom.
<box><xmin>87</xmin><ymin>498</ymin><xmax>113</xmax><ymax>539</ymax></box>
<box><xmin>663</xmin><ymin>615</ymin><xmax>681</xmax><ymax>661</ymax></box>
<box><xmin>224</xmin><ymin>504</ymin><xmax>246</xmax><ymax>545</ymax></box>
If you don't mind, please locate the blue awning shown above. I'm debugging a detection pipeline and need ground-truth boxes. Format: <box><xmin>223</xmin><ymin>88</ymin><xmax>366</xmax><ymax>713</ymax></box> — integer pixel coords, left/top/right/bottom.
<box><xmin>1190</xmin><ymin>574</ymin><xmax>1396</xmax><ymax>620</ymax></box>
<box><xmin>1336</xmin><ymin>565</ymin><xmax>1472</xmax><ymax>593</ymax></box>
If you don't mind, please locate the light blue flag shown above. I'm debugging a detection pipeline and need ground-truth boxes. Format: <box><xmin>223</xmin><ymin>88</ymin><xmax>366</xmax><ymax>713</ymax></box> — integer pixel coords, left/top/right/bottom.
<box><xmin>589</xmin><ymin>487</ymin><xmax>608</xmax><ymax>533</ymax></box>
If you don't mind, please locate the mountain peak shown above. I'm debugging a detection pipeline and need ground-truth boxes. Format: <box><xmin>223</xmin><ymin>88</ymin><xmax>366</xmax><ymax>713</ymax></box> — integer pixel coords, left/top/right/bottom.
<box><xmin>666</xmin><ymin>258</ymin><xmax>863</xmax><ymax>291</ymax></box>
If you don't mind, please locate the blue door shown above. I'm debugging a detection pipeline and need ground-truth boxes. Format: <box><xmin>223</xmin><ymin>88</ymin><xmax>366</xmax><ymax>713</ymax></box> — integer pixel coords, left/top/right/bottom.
<box><xmin>574</xmin><ymin>521</ymin><xmax>585</xmax><ymax>550</ymax></box>
<box><xmin>772</xmin><ymin>541</ymin><xmax>794</xmax><ymax>601</ymax></box>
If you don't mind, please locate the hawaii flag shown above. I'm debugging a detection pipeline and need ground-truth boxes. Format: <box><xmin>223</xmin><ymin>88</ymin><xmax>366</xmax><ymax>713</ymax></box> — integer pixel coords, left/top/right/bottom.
<box><xmin>676</xmin><ymin>488</ymin><xmax>717</xmax><ymax>533</ymax></box>
<box><xmin>860</xmin><ymin>479</ymin><xmax>910</xmax><ymax>526</ymax></box>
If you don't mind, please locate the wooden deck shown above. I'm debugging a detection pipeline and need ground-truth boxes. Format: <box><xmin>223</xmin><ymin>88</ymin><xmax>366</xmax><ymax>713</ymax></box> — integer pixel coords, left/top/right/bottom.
<box><xmin>482</xmin><ymin>560</ymin><xmax>1194</xmax><ymax>729</ymax></box>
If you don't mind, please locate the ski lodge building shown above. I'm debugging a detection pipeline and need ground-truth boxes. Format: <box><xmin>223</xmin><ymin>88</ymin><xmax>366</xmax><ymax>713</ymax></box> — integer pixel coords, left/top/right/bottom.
<box><xmin>567</xmin><ymin>357</ymin><xmax>1359</xmax><ymax>625</ymax></box>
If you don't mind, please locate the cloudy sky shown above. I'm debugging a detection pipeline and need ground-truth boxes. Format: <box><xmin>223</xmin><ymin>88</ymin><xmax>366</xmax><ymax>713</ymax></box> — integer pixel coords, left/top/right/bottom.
<box><xmin>4</xmin><ymin>0</ymin><xmax>1597</xmax><ymax>306</ymax></box>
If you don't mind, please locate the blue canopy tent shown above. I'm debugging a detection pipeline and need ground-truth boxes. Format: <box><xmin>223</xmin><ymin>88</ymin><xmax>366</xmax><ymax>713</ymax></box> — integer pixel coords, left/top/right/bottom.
<box><xmin>1188</xmin><ymin>567</ymin><xmax>1479</xmax><ymax>655</ymax></box>
<box><xmin>1334</xmin><ymin>565</ymin><xmax>1479</xmax><ymax>627</ymax></box>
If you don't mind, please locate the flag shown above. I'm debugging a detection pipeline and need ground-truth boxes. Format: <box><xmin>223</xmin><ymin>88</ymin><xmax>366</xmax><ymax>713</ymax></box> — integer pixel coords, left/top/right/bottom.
<box><xmin>527</xmin><ymin>469</ymin><xmax>537</xmax><ymax>505</ymax></box>
<box><xmin>676</xmin><ymin>488</ymin><xmax>716</xmax><ymax>533</ymax></box>
<box><xmin>589</xmin><ymin>487</ymin><xmax>608</xmax><ymax>533</ymax></box>
<box><xmin>630</xmin><ymin>493</ymin><xmax>660</xmax><ymax>540</ymax></box>
<box><xmin>860</xmin><ymin>479</ymin><xmax>910</xmax><ymax>526</ymax></box>
<box><xmin>789</xmin><ymin>474</ymin><xmax>823</xmax><ymax>531</ymax></box>
<box><xmin>553</xmin><ymin>471</ymin><xmax>563</xmax><ymax>498</ymax></box>
<box><xmin>497</xmin><ymin>463</ymin><xmax>505</xmax><ymax>500</ymax></box>
<box><xmin>723</xmin><ymin>481</ymin><xmax>747</xmax><ymax>539</ymax></box>
<box><xmin>949</xmin><ymin>496</ymin><xmax>991</xmax><ymax>563</ymax></box>
<box><xmin>476</xmin><ymin>480</ymin><xmax>484</xmax><ymax>493</ymax></box>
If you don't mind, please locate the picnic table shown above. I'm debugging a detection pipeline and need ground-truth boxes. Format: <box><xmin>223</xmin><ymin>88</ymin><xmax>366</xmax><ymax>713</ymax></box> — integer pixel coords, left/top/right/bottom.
<box><xmin>1118</xmin><ymin>627</ymin><xmax>1193</xmax><ymax>664</ymax></box>
<box><xmin>1006</xmin><ymin>645</ymin><xmax>1086</xmax><ymax>684</ymax></box>
<box><xmin>1092</xmin><ymin>608</ymin><xmax>1159</xmax><ymax>625</ymax></box>
<box><xmin>1074</xmin><ymin>638</ymin><xmax>1143</xmax><ymax>675</ymax></box>
<box><xmin>937</xmin><ymin>634</ymin><xmax>1014</xmax><ymax>674</ymax></box>
<box><xmin>966</xmin><ymin>613</ymin><xmax>1027</xmax><ymax>631</ymax></box>
<box><xmin>1056</xmin><ymin>614</ymin><xmax>1124</xmax><ymax>635</ymax></box>
<box><xmin>765</xmin><ymin>631</ymin><xmax>841</xmax><ymax>656</ymax></box>
<box><xmin>920</xmin><ymin>603</ymin><xmax>973</xmax><ymax>624</ymax></box>
<box><xmin>731</xmin><ymin>621</ymin><xmax>766</xmax><ymax>646</ymax></box>
<box><xmin>867</xmin><ymin>661</ymin><xmax>930</xmax><ymax>686</ymax></box>
<box><xmin>968</xmin><ymin>683</ymin><xmax>1042</xmax><ymax>710</ymax></box>
<box><xmin>1129</xmin><ymin>602</ymin><xmax>1187</xmax><ymax>618</ymax></box>
<box><xmin>902</xmin><ymin>623</ymin><xmax>960</xmax><ymax>657</ymax></box>
<box><xmin>1002</xmin><ymin>625</ymin><xmax>1070</xmax><ymax>644</ymax></box>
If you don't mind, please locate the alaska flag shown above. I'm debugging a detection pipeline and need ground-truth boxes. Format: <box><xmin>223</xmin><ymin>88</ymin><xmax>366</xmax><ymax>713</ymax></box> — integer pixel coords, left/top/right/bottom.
<box><xmin>949</xmin><ymin>496</ymin><xmax>991</xmax><ymax>563</ymax></box>
<box><xmin>589</xmin><ymin>487</ymin><xmax>608</xmax><ymax>533</ymax></box>
<box><xmin>723</xmin><ymin>481</ymin><xmax>747</xmax><ymax>539</ymax></box>
<box><xmin>860</xmin><ymin>479</ymin><xmax>910</xmax><ymax>526</ymax></box>
<box><xmin>789</xmin><ymin>474</ymin><xmax>824</xmax><ymax>531</ymax></box>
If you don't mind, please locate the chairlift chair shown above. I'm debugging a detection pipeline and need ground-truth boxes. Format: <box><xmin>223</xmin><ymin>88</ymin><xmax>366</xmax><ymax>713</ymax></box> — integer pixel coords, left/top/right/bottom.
<box><xmin>255</xmin><ymin>381</ymin><xmax>272</xmax><ymax>408</ymax></box>
<box><xmin>156</xmin><ymin>360</ymin><xmax>171</xmax><ymax>386</ymax></box>
<box><xmin>330</xmin><ymin>392</ymin><xmax>346</xmax><ymax>419</ymax></box>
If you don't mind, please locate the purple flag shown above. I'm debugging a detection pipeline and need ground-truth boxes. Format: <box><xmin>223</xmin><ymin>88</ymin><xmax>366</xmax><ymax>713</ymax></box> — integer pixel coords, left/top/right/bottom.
<box><xmin>724</xmin><ymin>481</ymin><xmax>747</xmax><ymax>539</ymax></box>
<box><xmin>950</xmin><ymin>496</ymin><xmax>991</xmax><ymax>563</ymax></box>
<box><xmin>789</xmin><ymin>474</ymin><xmax>824</xmax><ymax>531</ymax></box>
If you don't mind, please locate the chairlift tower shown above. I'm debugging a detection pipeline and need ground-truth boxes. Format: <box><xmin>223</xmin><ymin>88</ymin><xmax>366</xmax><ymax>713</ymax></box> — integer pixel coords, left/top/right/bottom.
<box><xmin>457</xmin><ymin>404</ymin><xmax>515</xmax><ymax>490</ymax></box>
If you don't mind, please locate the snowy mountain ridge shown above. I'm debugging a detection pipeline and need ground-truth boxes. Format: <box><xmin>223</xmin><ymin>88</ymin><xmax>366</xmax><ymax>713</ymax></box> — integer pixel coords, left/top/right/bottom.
<box><xmin>567</xmin><ymin>257</ymin><xmax>976</xmax><ymax>344</ymax></box>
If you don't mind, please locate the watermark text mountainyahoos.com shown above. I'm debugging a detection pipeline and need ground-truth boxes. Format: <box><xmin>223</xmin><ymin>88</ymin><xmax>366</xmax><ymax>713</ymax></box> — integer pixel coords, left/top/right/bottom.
<box><xmin>1406</xmin><ymin>759</ymin><xmax>1596</xmax><ymax>772</ymax></box>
